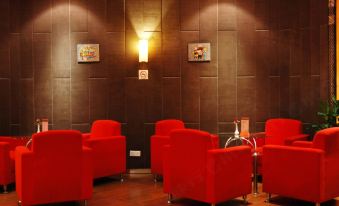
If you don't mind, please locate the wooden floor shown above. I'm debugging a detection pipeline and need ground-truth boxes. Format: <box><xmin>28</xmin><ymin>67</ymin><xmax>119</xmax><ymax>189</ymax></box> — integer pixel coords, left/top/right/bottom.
<box><xmin>0</xmin><ymin>173</ymin><xmax>338</xmax><ymax>206</ymax></box>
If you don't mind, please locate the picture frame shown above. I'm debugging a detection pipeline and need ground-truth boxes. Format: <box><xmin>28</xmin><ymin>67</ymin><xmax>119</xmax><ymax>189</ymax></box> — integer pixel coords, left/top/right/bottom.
<box><xmin>188</xmin><ymin>43</ymin><xmax>211</xmax><ymax>62</ymax></box>
<box><xmin>77</xmin><ymin>44</ymin><xmax>100</xmax><ymax>62</ymax></box>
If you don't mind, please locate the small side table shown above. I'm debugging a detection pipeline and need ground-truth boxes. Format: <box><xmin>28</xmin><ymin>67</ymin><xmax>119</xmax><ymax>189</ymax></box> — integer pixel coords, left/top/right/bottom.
<box><xmin>225</xmin><ymin>135</ymin><xmax>259</xmax><ymax>195</ymax></box>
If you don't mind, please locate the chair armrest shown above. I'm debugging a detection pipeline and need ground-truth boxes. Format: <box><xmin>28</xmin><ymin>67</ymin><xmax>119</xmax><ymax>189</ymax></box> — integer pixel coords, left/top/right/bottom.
<box><xmin>15</xmin><ymin>146</ymin><xmax>34</xmax><ymax>202</ymax></box>
<box><xmin>262</xmin><ymin>145</ymin><xmax>324</xmax><ymax>200</ymax></box>
<box><xmin>284</xmin><ymin>134</ymin><xmax>309</xmax><ymax>145</ymax></box>
<box><xmin>82</xmin><ymin>133</ymin><xmax>91</xmax><ymax>141</ymax></box>
<box><xmin>206</xmin><ymin>146</ymin><xmax>252</xmax><ymax>202</ymax></box>
<box><xmin>0</xmin><ymin>142</ymin><xmax>11</xmax><ymax>183</ymax></box>
<box><xmin>292</xmin><ymin>140</ymin><xmax>313</xmax><ymax>148</ymax></box>
<box><xmin>251</xmin><ymin>132</ymin><xmax>266</xmax><ymax>147</ymax></box>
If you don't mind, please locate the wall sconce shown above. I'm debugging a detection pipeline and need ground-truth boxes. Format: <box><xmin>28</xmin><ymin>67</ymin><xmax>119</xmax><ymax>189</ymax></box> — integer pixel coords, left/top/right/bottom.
<box><xmin>139</xmin><ymin>39</ymin><xmax>148</xmax><ymax>63</ymax></box>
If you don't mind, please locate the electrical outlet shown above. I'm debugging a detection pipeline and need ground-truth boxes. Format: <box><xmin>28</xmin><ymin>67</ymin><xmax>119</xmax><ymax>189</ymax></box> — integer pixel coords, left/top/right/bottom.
<box><xmin>129</xmin><ymin>150</ymin><xmax>141</xmax><ymax>157</ymax></box>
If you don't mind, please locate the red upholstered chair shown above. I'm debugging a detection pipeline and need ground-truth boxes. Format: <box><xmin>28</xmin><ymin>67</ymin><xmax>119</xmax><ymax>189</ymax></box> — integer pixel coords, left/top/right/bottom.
<box><xmin>253</xmin><ymin>118</ymin><xmax>308</xmax><ymax>174</ymax></box>
<box><xmin>0</xmin><ymin>137</ymin><xmax>29</xmax><ymax>193</ymax></box>
<box><xmin>257</xmin><ymin>118</ymin><xmax>308</xmax><ymax>146</ymax></box>
<box><xmin>15</xmin><ymin>130</ymin><xmax>93</xmax><ymax>206</ymax></box>
<box><xmin>83</xmin><ymin>120</ymin><xmax>126</xmax><ymax>180</ymax></box>
<box><xmin>151</xmin><ymin>119</ymin><xmax>185</xmax><ymax>181</ymax></box>
<box><xmin>163</xmin><ymin>129</ymin><xmax>252</xmax><ymax>206</ymax></box>
<box><xmin>0</xmin><ymin>137</ymin><xmax>17</xmax><ymax>193</ymax></box>
<box><xmin>263</xmin><ymin>127</ymin><xmax>339</xmax><ymax>206</ymax></box>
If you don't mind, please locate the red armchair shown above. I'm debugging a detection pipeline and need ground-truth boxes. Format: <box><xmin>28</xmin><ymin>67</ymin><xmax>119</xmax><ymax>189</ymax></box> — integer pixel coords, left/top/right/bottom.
<box><xmin>0</xmin><ymin>137</ymin><xmax>28</xmax><ymax>193</ymax></box>
<box><xmin>163</xmin><ymin>129</ymin><xmax>252</xmax><ymax>206</ymax></box>
<box><xmin>263</xmin><ymin>127</ymin><xmax>339</xmax><ymax>206</ymax></box>
<box><xmin>15</xmin><ymin>130</ymin><xmax>93</xmax><ymax>206</ymax></box>
<box><xmin>255</xmin><ymin>118</ymin><xmax>308</xmax><ymax>146</ymax></box>
<box><xmin>83</xmin><ymin>120</ymin><xmax>126</xmax><ymax>180</ymax></box>
<box><xmin>253</xmin><ymin>118</ymin><xmax>308</xmax><ymax>174</ymax></box>
<box><xmin>151</xmin><ymin>119</ymin><xmax>185</xmax><ymax>181</ymax></box>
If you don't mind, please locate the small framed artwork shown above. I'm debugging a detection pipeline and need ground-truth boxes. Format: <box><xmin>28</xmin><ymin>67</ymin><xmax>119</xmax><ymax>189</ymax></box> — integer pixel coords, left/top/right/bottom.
<box><xmin>77</xmin><ymin>44</ymin><xmax>100</xmax><ymax>62</ymax></box>
<box><xmin>188</xmin><ymin>43</ymin><xmax>211</xmax><ymax>62</ymax></box>
<box><xmin>138</xmin><ymin>70</ymin><xmax>149</xmax><ymax>80</ymax></box>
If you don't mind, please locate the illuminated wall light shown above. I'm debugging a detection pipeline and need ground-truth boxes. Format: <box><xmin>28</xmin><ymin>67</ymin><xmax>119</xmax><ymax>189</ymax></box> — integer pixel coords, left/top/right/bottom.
<box><xmin>139</xmin><ymin>39</ymin><xmax>148</xmax><ymax>63</ymax></box>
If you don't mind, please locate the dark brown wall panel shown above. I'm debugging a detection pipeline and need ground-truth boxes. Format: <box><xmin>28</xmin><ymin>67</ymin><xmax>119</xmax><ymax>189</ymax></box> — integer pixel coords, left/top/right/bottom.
<box><xmin>237</xmin><ymin>77</ymin><xmax>256</xmax><ymax>131</ymax></box>
<box><xmin>125</xmin><ymin>78</ymin><xmax>145</xmax><ymax>168</ymax></box>
<box><xmin>0</xmin><ymin>36</ymin><xmax>10</xmax><ymax>78</ymax></box>
<box><xmin>71</xmin><ymin>123</ymin><xmax>90</xmax><ymax>133</ymax></box>
<box><xmin>255</xmin><ymin>0</ymin><xmax>269</xmax><ymax>30</ymax></box>
<box><xmin>200</xmin><ymin>77</ymin><xmax>217</xmax><ymax>133</ymax></box>
<box><xmin>180</xmin><ymin>0</ymin><xmax>199</xmax><ymax>31</ymax></box>
<box><xmin>319</xmin><ymin>25</ymin><xmax>329</xmax><ymax>101</ymax></box>
<box><xmin>218</xmin><ymin>31</ymin><xmax>237</xmax><ymax>122</ymax></box>
<box><xmin>199</xmin><ymin>0</ymin><xmax>217</xmax><ymax>77</ymax></box>
<box><xmin>125</xmin><ymin>0</ymin><xmax>143</xmax><ymax>32</ymax></box>
<box><xmin>269</xmin><ymin>77</ymin><xmax>280</xmax><ymax>118</ymax></box>
<box><xmin>125</xmin><ymin>30</ymin><xmax>139</xmax><ymax>77</ymax></box>
<box><xmin>218</xmin><ymin>0</ymin><xmax>236</xmax><ymax>31</ymax></box>
<box><xmin>279</xmin><ymin>30</ymin><xmax>291</xmax><ymax>117</ymax></box>
<box><xmin>0</xmin><ymin>80</ymin><xmax>11</xmax><ymax>135</ymax></box>
<box><xmin>52</xmin><ymin>0</ymin><xmax>70</xmax><ymax>78</ymax></box>
<box><xmin>106</xmin><ymin>0</ymin><xmax>125</xmax><ymax>32</ymax></box>
<box><xmin>143</xmin><ymin>0</ymin><xmax>161</xmax><ymax>32</ymax></box>
<box><xmin>237</xmin><ymin>0</ymin><xmax>255</xmax><ymax>76</ymax></box>
<box><xmin>106</xmin><ymin>32</ymin><xmax>125</xmax><ymax>78</ymax></box>
<box><xmin>162</xmin><ymin>31</ymin><xmax>180</xmax><ymax>77</ymax></box>
<box><xmin>10</xmin><ymin>0</ymin><xmax>20</xmax><ymax>33</ymax></box>
<box><xmin>70</xmin><ymin>0</ymin><xmax>88</xmax><ymax>32</ymax></box>
<box><xmin>53</xmin><ymin>78</ymin><xmax>71</xmax><ymax>129</ymax></box>
<box><xmin>33</xmin><ymin>34</ymin><xmax>52</xmax><ymax>121</ymax></box>
<box><xmin>33</xmin><ymin>0</ymin><xmax>52</xmax><ymax>33</ymax></box>
<box><xmin>163</xmin><ymin>78</ymin><xmax>181</xmax><ymax>119</ymax></box>
<box><xmin>33</xmin><ymin>34</ymin><xmax>51</xmax><ymax>69</ymax></box>
<box><xmin>10</xmin><ymin>34</ymin><xmax>21</xmax><ymax>125</ymax></box>
<box><xmin>310</xmin><ymin>76</ymin><xmax>320</xmax><ymax>123</ymax></box>
<box><xmin>299</xmin><ymin>0</ymin><xmax>310</xmax><ymax>28</ymax></box>
<box><xmin>162</xmin><ymin>0</ymin><xmax>179</xmax><ymax>31</ymax></box>
<box><xmin>88</xmin><ymin>0</ymin><xmax>106</xmax><ymax>78</ymax></box>
<box><xmin>108</xmin><ymin>79</ymin><xmax>125</xmax><ymax>122</ymax></box>
<box><xmin>145</xmin><ymin>34</ymin><xmax>162</xmax><ymax>123</ymax></box>
<box><xmin>181</xmin><ymin>32</ymin><xmax>199</xmax><ymax>123</ymax></box>
<box><xmin>21</xmin><ymin>34</ymin><xmax>34</xmax><ymax>78</ymax></box>
<box><xmin>255</xmin><ymin>31</ymin><xmax>270</xmax><ymax>122</ymax></box>
<box><xmin>310</xmin><ymin>27</ymin><xmax>320</xmax><ymax>76</ymax></box>
<box><xmin>89</xmin><ymin>79</ymin><xmax>108</xmax><ymax>122</ymax></box>
<box><xmin>289</xmin><ymin>77</ymin><xmax>301</xmax><ymax>119</ymax></box>
<box><xmin>145</xmin><ymin>74</ymin><xmax>162</xmax><ymax>123</ymax></box>
<box><xmin>20</xmin><ymin>79</ymin><xmax>34</xmax><ymax>135</ymax></box>
<box><xmin>71</xmin><ymin>33</ymin><xmax>89</xmax><ymax>124</ymax></box>
<box><xmin>0</xmin><ymin>1</ymin><xmax>9</xmax><ymax>32</ymax></box>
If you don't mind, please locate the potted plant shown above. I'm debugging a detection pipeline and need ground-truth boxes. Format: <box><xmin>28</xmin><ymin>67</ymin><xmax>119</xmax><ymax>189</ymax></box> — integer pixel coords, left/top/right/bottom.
<box><xmin>312</xmin><ymin>96</ymin><xmax>339</xmax><ymax>132</ymax></box>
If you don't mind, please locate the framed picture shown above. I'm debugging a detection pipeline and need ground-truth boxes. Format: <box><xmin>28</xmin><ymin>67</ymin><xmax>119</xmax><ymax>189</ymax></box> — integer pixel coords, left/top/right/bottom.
<box><xmin>138</xmin><ymin>70</ymin><xmax>149</xmax><ymax>80</ymax></box>
<box><xmin>77</xmin><ymin>44</ymin><xmax>100</xmax><ymax>62</ymax></box>
<box><xmin>188</xmin><ymin>43</ymin><xmax>211</xmax><ymax>62</ymax></box>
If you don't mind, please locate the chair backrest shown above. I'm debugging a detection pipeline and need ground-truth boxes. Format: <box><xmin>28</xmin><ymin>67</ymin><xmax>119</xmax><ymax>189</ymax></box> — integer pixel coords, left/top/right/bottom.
<box><xmin>155</xmin><ymin>119</ymin><xmax>185</xmax><ymax>136</ymax></box>
<box><xmin>90</xmin><ymin>120</ymin><xmax>121</xmax><ymax>138</ymax></box>
<box><xmin>313</xmin><ymin>127</ymin><xmax>339</xmax><ymax>157</ymax></box>
<box><xmin>0</xmin><ymin>136</ymin><xmax>17</xmax><ymax>151</ymax></box>
<box><xmin>265</xmin><ymin>118</ymin><xmax>302</xmax><ymax>145</ymax></box>
<box><xmin>31</xmin><ymin>130</ymin><xmax>83</xmax><ymax>201</ymax></box>
<box><xmin>169</xmin><ymin>129</ymin><xmax>214</xmax><ymax>199</ymax></box>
